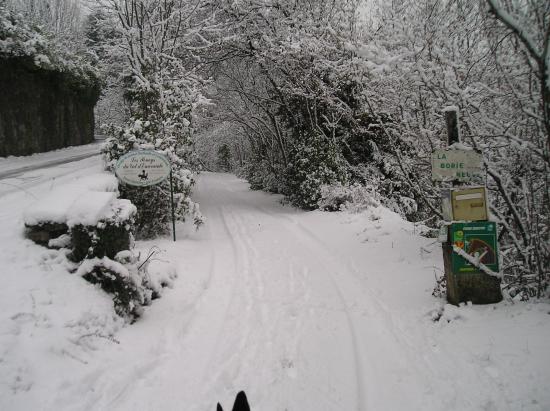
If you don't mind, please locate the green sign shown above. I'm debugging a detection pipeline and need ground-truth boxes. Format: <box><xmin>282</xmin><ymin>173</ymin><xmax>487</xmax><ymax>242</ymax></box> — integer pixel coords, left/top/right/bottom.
<box><xmin>450</xmin><ymin>222</ymin><xmax>499</xmax><ymax>274</ymax></box>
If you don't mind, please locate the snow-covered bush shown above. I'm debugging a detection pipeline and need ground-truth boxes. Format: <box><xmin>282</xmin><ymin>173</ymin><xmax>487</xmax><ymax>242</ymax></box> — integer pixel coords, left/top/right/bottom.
<box><xmin>97</xmin><ymin>0</ymin><xmax>209</xmax><ymax>239</ymax></box>
<box><xmin>240</xmin><ymin>158</ymin><xmax>285</xmax><ymax>193</ymax></box>
<box><xmin>70</xmin><ymin>199</ymin><xmax>136</xmax><ymax>262</ymax></box>
<box><xmin>318</xmin><ymin>183</ymin><xmax>380</xmax><ymax>212</ymax></box>
<box><xmin>77</xmin><ymin>256</ymin><xmax>146</xmax><ymax>319</ymax></box>
<box><xmin>75</xmin><ymin>249</ymin><xmax>177</xmax><ymax>320</ymax></box>
<box><xmin>140</xmin><ymin>255</ymin><xmax>178</xmax><ymax>300</ymax></box>
<box><xmin>284</xmin><ymin>132</ymin><xmax>348</xmax><ymax>209</ymax></box>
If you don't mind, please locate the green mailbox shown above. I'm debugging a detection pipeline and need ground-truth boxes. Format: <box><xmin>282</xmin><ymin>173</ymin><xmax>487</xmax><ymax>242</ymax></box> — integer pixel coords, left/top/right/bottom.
<box><xmin>450</xmin><ymin>222</ymin><xmax>499</xmax><ymax>274</ymax></box>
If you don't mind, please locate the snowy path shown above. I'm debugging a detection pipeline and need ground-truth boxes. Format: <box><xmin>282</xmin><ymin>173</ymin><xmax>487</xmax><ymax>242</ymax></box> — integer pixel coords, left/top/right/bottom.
<box><xmin>1</xmin><ymin>166</ymin><xmax>549</xmax><ymax>411</ymax></box>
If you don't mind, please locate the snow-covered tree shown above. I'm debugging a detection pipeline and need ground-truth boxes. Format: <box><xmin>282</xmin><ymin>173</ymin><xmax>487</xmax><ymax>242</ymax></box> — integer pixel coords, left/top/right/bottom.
<box><xmin>202</xmin><ymin>0</ymin><xmax>548</xmax><ymax>296</ymax></box>
<box><xmin>98</xmin><ymin>0</ymin><xmax>220</xmax><ymax>237</ymax></box>
<box><xmin>5</xmin><ymin>0</ymin><xmax>85</xmax><ymax>49</ymax></box>
<box><xmin>354</xmin><ymin>0</ymin><xmax>549</xmax><ymax>297</ymax></box>
<box><xmin>208</xmin><ymin>0</ymin><xmax>402</xmax><ymax>207</ymax></box>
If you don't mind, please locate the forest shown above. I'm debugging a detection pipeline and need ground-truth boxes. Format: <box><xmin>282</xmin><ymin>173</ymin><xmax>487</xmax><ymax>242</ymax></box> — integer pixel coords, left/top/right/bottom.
<box><xmin>2</xmin><ymin>0</ymin><xmax>549</xmax><ymax>300</ymax></box>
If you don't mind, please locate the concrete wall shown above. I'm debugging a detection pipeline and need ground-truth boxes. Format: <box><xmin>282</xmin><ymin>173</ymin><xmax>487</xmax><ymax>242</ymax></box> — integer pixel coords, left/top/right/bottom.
<box><xmin>0</xmin><ymin>58</ymin><xmax>100</xmax><ymax>157</ymax></box>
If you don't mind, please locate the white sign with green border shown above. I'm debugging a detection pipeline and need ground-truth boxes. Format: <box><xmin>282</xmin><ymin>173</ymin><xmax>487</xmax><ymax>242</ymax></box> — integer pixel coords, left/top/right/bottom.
<box><xmin>115</xmin><ymin>150</ymin><xmax>171</xmax><ymax>187</ymax></box>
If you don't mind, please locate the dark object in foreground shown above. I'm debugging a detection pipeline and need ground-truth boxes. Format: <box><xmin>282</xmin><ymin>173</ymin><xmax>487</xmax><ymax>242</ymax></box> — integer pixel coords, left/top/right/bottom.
<box><xmin>217</xmin><ymin>391</ymin><xmax>250</xmax><ymax>411</ymax></box>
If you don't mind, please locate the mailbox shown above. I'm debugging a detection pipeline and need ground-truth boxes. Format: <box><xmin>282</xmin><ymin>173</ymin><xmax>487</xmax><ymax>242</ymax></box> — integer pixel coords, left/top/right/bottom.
<box><xmin>451</xmin><ymin>186</ymin><xmax>488</xmax><ymax>221</ymax></box>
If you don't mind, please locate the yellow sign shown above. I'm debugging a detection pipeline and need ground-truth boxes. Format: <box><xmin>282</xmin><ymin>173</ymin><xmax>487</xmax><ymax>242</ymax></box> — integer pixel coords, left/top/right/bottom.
<box><xmin>451</xmin><ymin>186</ymin><xmax>488</xmax><ymax>221</ymax></box>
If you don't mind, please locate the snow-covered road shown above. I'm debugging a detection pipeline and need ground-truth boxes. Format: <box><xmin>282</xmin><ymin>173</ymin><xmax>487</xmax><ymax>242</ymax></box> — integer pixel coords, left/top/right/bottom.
<box><xmin>0</xmin><ymin>159</ymin><xmax>549</xmax><ymax>411</ymax></box>
<box><xmin>0</xmin><ymin>142</ymin><xmax>102</xmax><ymax>179</ymax></box>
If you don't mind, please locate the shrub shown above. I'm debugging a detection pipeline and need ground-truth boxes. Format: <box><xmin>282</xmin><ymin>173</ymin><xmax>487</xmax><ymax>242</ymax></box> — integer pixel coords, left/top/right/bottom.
<box><xmin>77</xmin><ymin>256</ymin><xmax>146</xmax><ymax>319</ymax></box>
<box><xmin>284</xmin><ymin>131</ymin><xmax>348</xmax><ymax>209</ymax></box>
<box><xmin>318</xmin><ymin>183</ymin><xmax>380</xmax><ymax>212</ymax></box>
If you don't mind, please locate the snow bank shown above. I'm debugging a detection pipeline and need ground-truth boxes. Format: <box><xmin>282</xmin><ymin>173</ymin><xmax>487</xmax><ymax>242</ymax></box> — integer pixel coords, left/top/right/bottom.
<box><xmin>23</xmin><ymin>190</ymin><xmax>81</xmax><ymax>225</ymax></box>
<box><xmin>24</xmin><ymin>173</ymin><xmax>122</xmax><ymax>227</ymax></box>
<box><xmin>75</xmin><ymin>173</ymin><xmax>118</xmax><ymax>193</ymax></box>
<box><xmin>66</xmin><ymin>192</ymin><xmax>117</xmax><ymax>227</ymax></box>
<box><xmin>76</xmin><ymin>256</ymin><xmax>130</xmax><ymax>278</ymax></box>
<box><xmin>106</xmin><ymin>199</ymin><xmax>137</xmax><ymax>226</ymax></box>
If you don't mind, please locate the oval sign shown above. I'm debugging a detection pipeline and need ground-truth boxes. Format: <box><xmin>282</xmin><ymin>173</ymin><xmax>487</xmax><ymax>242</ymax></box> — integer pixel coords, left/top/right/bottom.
<box><xmin>115</xmin><ymin>150</ymin><xmax>171</xmax><ymax>186</ymax></box>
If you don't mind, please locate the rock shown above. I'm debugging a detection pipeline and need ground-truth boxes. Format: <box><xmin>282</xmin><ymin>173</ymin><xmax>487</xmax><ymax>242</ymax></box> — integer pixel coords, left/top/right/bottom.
<box><xmin>0</xmin><ymin>57</ymin><xmax>99</xmax><ymax>157</ymax></box>
<box><xmin>25</xmin><ymin>222</ymin><xmax>69</xmax><ymax>246</ymax></box>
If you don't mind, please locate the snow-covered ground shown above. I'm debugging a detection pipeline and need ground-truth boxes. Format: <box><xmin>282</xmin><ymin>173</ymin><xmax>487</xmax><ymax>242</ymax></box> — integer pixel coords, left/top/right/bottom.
<box><xmin>0</xmin><ymin>141</ymin><xmax>101</xmax><ymax>180</ymax></box>
<box><xmin>0</xmin><ymin>156</ymin><xmax>549</xmax><ymax>411</ymax></box>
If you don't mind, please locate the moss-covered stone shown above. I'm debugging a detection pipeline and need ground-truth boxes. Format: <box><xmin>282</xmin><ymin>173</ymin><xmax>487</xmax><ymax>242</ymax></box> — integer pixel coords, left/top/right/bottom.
<box><xmin>25</xmin><ymin>222</ymin><xmax>68</xmax><ymax>246</ymax></box>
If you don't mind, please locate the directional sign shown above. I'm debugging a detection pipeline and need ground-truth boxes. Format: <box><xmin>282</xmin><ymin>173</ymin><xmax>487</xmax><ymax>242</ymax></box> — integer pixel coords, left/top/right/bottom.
<box><xmin>115</xmin><ymin>150</ymin><xmax>171</xmax><ymax>186</ymax></box>
<box><xmin>431</xmin><ymin>149</ymin><xmax>483</xmax><ymax>182</ymax></box>
<box><xmin>450</xmin><ymin>222</ymin><xmax>499</xmax><ymax>274</ymax></box>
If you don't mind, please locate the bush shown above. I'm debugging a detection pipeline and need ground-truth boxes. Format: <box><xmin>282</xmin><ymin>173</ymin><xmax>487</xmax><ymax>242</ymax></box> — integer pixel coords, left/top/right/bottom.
<box><xmin>239</xmin><ymin>159</ymin><xmax>285</xmax><ymax>193</ymax></box>
<box><xmin>0</xmin><ymin>5</ymin><xmax>100</xmax><ymax>91</ymax></box>
<box><xmin>318</xmin><ymin>183</ymin><xmax>380</xmax><ymax>212</ymax></box>
<box><xmin>69</xmin><ymin>199</ymin><xmax>136</xmax><ymax>262</ymax></box>
<box><xmin>284</xmin><ymin>131</ymin><xmax>348</xmax><ymax>209</ymax></box>
<box><xmin>77</xmin><ymin>256</ymin><xmax>146</xmax><ymax>319</ymax></box>
<box><xmin>76</xmin><ymin>249</ymin><xmax>177</xmax><ymax>320</ymax></box>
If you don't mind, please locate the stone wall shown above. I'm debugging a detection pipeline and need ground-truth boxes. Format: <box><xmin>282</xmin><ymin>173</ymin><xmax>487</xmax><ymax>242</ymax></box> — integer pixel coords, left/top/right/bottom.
<box><xmin>0</xmin><ymin>57</ymin><xmax>100</xmax><ymax>157</ymax></box>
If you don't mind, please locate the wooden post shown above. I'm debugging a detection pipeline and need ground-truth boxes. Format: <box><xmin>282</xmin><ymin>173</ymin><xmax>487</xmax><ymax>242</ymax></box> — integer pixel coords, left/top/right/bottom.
<box><xmin>441</xmin><ymin>107</ymin><xmax>502</xmax><ymax>304</ymax></box>
<box><xmin>444</xmin><ymin>107</ymin><xmax>460</xmax><ymax>146</ymax></box>
<box><xmin>170</xmin><ymin>170</ymin><xmax>176</xmax><ymax>242</ymax></box>
<box><xmin>443</xmin><ymin>106</ymin><xmax>461</xmax><ymax>304</ymax></box>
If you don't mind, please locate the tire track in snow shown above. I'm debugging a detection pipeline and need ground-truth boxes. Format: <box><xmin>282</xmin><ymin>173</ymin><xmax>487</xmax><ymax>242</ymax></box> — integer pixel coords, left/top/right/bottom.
<box><xmin>197</xmin><ymin>184</ymin><xmax>315</xmax><ymax>409</ymax></box>
<box><xmin>278</xmin><ymin>213</ymin><xmax>512</xmax><ymax>411</ymax></box>
<box><xmin>280</xmin><ymin>222</ymin><xmax>367</xmax><ymax>410</ymax></box>
<box><xmin>247</xmin><ymin>203</ymin><xmax>448</xmax><ymax>409</ymax></box>
<box><xmin>0</xmin><ymin>156</ymin><xmax>101</xmax><ymax>199</ymax></box>
<box><xmin>196</xmin><ymin>204</ymin><xmax>258</xmax><ymax>408</ymax></box>
<box><xmin>228</xmin><ymin>208</ymin><xmax>307</xmax><ymax>388</ymax></box>
<box><xmin>220</xmin><ymin>201</ymin><xmax>367</xmax><ymax>410</ymax></box>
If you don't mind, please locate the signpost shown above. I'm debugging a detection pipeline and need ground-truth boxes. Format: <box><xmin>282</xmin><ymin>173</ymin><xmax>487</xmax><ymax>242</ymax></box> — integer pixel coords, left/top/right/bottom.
<box><xmin>115</xmin><ymin>150</ymin><xmax>177</xmax><ymax>241</ymax></box>
<box><xmin>434</xmin><ymin>107</ymin><xmax>502</xmax><ymax>304</ymax></box>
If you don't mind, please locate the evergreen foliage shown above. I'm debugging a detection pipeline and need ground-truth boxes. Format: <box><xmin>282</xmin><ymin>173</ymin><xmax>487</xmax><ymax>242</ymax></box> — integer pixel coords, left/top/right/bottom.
<box><xmin>284</xmin><ymin>131</ymin><xmax>348</xmax><ymax>209</ymax></box>
<box><xmin>96</xmin><ymin>0</ymin><xmax>212</xmax><ymax>238</ymax></box>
